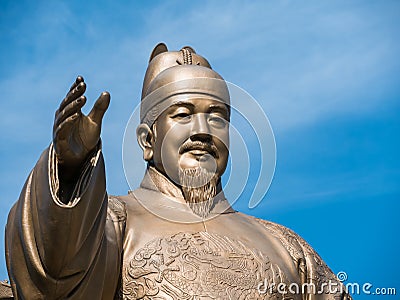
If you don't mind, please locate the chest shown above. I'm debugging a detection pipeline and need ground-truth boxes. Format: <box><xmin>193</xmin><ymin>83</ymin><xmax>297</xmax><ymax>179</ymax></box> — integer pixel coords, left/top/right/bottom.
<box><xmin>119</xmin><ymin>206</ymin><xmax>301</xmax><ymax>300</ymax></box>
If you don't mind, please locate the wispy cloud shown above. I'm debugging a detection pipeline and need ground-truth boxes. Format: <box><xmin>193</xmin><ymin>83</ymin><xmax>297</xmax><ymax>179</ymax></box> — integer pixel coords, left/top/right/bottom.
<box><xmin>2</xmin><ymin>1</ymin><xmax>399</xmax><ymax>142</ymax></box>
<box><xmin>110</xmin><ymin>1</ymin><xmax>400</xmax><ymax>132</ymax></box>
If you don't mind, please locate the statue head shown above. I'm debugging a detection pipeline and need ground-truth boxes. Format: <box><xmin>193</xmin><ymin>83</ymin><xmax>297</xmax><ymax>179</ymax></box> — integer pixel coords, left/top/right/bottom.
<box><xmin>137</xmin><ymin>43</ymin><xmax>230</xmax><ymax>192</ymax></box>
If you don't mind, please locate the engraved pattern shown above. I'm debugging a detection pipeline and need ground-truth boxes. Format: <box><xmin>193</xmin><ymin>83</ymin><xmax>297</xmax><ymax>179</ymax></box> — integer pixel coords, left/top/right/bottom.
<box><xmin>122</xmin><ymin>232</ymin><xmax>289</xmax><ymax>300</ymax></box>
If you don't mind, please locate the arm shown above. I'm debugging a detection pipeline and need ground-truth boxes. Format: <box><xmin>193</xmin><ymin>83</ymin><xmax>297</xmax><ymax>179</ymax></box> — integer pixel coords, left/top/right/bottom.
<box><xmin>5</xmin><ymin>77</ymin><xmax>122</xmax><ymax>299</ymax></box>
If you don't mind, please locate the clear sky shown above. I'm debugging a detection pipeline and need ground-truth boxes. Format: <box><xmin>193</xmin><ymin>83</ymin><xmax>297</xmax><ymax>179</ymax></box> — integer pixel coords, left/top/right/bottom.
<box><xmin>0</xmin><ymin>1</ymin><xmax>399</xmax><ymax>298</ymax></box>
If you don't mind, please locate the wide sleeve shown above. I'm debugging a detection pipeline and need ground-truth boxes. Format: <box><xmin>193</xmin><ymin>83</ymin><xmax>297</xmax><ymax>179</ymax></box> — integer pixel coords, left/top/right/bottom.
<box><xmin>5</xmin><ymin>145</ymin><xmax>124</xmax><ymax>299</ymax></box>
<box><xmin>258</xmin><ymin>220</ymin><xmax>352</xmax><ymax>300</ymax></box>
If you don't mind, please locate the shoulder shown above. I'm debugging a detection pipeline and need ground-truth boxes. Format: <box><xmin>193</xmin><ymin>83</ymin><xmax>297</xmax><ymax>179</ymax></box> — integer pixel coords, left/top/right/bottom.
<box><xmin>234</xmin><ymin>212</ymin><xmax>300</xmax><ymax>239</ymax></box>
<box><xmin>237</xmin><ymin>213</ymin><xmax>309</xmax><ymax>262</ymax></box>
<box><xmin>106</xmin><ymin>193</ymin><xmax>147</xmax><ymax>221</ymax></box>
<box><xmin>107</xmin><ymin>195</ymin><xmax>127</xmax><ymax>222</ymax></box>
<box><xmin>237</xmin><ymin>213</ymin><xmax>340</xmax><ymax>284</ymax></box>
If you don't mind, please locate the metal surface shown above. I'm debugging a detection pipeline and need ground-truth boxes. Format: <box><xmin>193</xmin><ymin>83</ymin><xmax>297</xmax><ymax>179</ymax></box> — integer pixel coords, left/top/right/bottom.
<box><xmin>0</xmin><ymin>281</ymin><xmax>13</xmax><ymax>299</ymax></box>
<box><xmin>5</xmin><ymin>44</ymin><xmax>351</xmax><ymax>299</ymax></box>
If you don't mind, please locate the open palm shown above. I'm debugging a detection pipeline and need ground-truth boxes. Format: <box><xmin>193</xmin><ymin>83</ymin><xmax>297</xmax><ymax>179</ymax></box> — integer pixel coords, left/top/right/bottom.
<box><xmin>53</xmin><ymin>76</ymin><xmax>110</xmax><ymax>177</ymax></box>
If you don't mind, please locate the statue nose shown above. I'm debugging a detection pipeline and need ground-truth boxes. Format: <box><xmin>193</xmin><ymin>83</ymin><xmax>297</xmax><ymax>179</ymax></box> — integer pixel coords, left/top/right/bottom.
<box><xmin>191</xmin><ymin>114</ymin><xmax>211</xmax><ymax>140</ymax></box>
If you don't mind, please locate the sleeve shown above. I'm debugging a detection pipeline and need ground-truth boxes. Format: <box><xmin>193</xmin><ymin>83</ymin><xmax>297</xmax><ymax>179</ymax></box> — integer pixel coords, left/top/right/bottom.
<box><xmin>5</xmin><ymin>145</ymin><xmax>124</xmax><ymax>300</ymax></box>
<box><xmin>258</xmin><ymin>220</ymin><xmax>352</xmax><ymax>300</ymax></box>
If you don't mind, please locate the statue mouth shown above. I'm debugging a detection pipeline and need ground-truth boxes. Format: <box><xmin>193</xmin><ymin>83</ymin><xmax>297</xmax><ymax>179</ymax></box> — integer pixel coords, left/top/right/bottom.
<box><xmin>179</xmin><ymin>141</ymin><xmax>218</xmax><ymax>158</ymax></box>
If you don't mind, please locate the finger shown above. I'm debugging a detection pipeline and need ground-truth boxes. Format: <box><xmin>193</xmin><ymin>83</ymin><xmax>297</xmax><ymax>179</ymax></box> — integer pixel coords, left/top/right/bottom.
<box><xmin>54</xmin><ymin>113</ymin><xmax>79</xmax><ymax>140</ymax></box>
<box><xmin>69</xmin><ymin>76</ymin><xmax>85</xmax><ymax>92</ymax></box>
<box><xmin>54</xmin><ymin>96</ymin><xmax>86</xmax><ymax>128</ymax></box>
<box><xmin>59</xmin><ymin>81</ymin><xmax>86</xmax><ymax>112</ymax></box>
<box><xmin>88</xmin><ymin>92</ymin><xmax>110</xmax><ymax>125</ymax></box>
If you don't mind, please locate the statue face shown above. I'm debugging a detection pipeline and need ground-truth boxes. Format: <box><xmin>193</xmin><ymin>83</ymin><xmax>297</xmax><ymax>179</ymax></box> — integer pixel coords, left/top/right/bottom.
<box><xmin>151</xmin><ymin>97</ymin><xmax>230</xmax><ymax>185</ymax></box>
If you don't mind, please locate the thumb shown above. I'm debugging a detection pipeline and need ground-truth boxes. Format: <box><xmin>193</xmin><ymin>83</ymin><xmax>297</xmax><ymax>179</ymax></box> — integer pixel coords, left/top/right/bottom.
<box><xmin>88</xmin><ymin>91</ymin><xmax>110</xmax><ymax>124</ymax></box>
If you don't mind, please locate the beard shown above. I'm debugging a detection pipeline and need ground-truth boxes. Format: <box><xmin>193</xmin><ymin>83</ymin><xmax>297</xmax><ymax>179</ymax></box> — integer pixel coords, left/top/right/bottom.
<box><xmin>179</xmin><ymin>167</ymin><xmax>218</xmax><ymax>218</ymax></box>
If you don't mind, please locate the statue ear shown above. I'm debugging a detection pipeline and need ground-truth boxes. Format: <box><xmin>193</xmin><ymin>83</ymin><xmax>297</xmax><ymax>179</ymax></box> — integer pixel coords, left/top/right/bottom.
<box><xmin>136</xmin><ymin>124</ymin><xmax>154</xmax><ymax>161</ymax></box>
<box><xmin>149</xmin><ymin>43</ymin><xmax>168</xmax><ymax>63</ymax></box>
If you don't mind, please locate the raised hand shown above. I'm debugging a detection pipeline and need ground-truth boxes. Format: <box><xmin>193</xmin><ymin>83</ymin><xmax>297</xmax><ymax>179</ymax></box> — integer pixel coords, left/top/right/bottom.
<box><xmin>53</xmin><ymin>76</ymin><xmax>110</xmax><ymax>181</ymax></box>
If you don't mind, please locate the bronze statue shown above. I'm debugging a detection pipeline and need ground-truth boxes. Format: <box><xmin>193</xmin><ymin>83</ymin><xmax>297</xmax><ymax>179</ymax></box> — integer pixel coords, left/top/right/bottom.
<box><xmin>5</xmin><ymin>43</ymin><xmax>351</xmax><ymax>299</ymax></box>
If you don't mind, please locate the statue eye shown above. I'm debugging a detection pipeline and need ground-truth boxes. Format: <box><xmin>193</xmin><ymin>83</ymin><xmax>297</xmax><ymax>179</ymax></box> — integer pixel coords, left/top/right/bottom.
<box><xmin>208</xmin><ymin>115</ymin><xmax>227</xmax><ymax>128</ymax></box>
<box><xmin>172</xmin><ymin>112</ymin><xmax>192</xmax><ymax>123</ymax></box>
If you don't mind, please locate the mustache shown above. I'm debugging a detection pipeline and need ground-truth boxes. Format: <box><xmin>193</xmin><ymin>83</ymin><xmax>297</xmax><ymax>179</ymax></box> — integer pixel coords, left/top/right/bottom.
<box><xmin>179</xmin><ymin>140</ymin><xmax>219</xmax><ymax>158</ymax></box>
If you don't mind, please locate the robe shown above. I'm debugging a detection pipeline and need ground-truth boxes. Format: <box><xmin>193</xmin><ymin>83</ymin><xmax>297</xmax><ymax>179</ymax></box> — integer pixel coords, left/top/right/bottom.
<box><xmin>6</xmin><ymin>146</ymin><xmax>351</xmax><ymax>299</ymax></box>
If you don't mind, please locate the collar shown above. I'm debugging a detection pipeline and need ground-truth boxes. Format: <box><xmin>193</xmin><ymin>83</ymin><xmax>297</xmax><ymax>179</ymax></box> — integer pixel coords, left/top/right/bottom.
<box><xmin>136</xmin><ymin>166</ymin><xmax>235</xmax><ymax>217</ymax></box>
<box><xmin>141</xmin><ymin>166</ymin><xmax>186</xmax><ymax>202</ymax></box>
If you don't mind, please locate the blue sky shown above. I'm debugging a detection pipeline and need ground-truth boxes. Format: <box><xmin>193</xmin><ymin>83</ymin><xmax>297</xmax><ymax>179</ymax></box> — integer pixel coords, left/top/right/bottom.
<box><xmin>1</xmin><ymin>1</ymin><xmax>399</xmax><ymax>298</ymax></box>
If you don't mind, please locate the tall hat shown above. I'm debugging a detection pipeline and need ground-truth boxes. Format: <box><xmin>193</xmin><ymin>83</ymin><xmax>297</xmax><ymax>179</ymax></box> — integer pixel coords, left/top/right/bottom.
<box><xmin>140</xmin><ymin>43</ymin><xmax>230</xmax><ymax>126</ymax></box>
